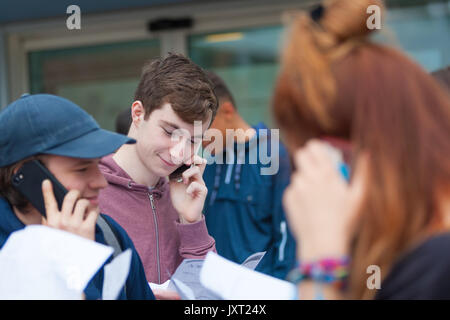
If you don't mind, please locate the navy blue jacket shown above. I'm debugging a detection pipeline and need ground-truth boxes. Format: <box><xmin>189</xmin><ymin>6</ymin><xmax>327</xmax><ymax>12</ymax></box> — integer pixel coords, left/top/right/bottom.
<box><xmin>376</xmin><ymin>233</ymin><xmax>450</xmax><ymax>299</ymax></box>
<box><xmin>0</xmin><ymin>197</ymin><xmax>155</xmax><ymax>300</ymax></box>
<box><xmin>203</xmin><ymin>123</ymin><xmax>296</xmax><ymax>279</ymax></box>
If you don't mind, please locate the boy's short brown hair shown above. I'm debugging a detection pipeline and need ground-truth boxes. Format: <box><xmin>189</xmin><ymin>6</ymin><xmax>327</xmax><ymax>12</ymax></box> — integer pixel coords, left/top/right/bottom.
<box><xmin>134</xmin><ymin>53</ymin><xmax>218</xmax><ymax>125</ymax></box>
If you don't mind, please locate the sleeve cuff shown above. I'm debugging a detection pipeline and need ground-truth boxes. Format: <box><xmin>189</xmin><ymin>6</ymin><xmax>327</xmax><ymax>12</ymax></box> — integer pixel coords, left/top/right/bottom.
<box><xmin>175</xmin><ymin>215</ymin><xmax>215</xmax><ymax>250</ymax></box>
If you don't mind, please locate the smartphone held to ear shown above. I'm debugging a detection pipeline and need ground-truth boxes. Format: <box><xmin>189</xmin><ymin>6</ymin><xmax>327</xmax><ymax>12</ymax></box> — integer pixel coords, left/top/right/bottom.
<box><xmin>169</xmin><ymin>164</ymin><xmax>190</xmax><ymax>182</ymax></box>
<box><xmin>11</xmin><ymin>160</ymin><xmax>68</xmax><ymax>218</ymax></box>
<box><xmin>323</xmin><ymin>144</ymin><xmax>350</xmax><ymax>182</ymax></box>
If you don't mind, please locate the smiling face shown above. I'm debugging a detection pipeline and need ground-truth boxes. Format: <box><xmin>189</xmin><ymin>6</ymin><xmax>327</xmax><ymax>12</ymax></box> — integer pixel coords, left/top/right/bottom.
<box><xmin>132</xmin><ymin>102</ymin><xmax>211</xmax><ymax>178</ymax></box>
<box><xmin>41</xmin><ymin>155</ymin><xmax>107</xmax><ymax>212</ymax></box>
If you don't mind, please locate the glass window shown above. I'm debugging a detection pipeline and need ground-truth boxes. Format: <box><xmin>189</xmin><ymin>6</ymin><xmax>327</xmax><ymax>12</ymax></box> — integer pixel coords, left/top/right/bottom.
<box><xmin>28</xmin><ymin>39</ymin><xmax>160</xmax><ymax>131</ymax></box>
<box><xmin>189</xmin><ymin>2</ymin><xmax>448</xmax><ymax>127</ymax></box>
<box><xmin>189</xmin><ymin>26</ymin><xmax>283</xmax><ymax>127</ymax></box>
<box><xmin>381</xmin><ymin>1</ymin><xmax>450</xmax><ymax>72</ymax></box>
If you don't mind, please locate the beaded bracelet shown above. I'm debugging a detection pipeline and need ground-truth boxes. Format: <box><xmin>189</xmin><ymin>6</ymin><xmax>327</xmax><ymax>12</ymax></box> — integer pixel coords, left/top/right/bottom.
<box><xmin>286</xmin><ymin>256</ymin><xmax>350</xmax><ymax>291</ymax></box>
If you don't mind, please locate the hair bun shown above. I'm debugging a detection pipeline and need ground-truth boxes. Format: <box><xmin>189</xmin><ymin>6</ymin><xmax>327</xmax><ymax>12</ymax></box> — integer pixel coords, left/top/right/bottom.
<box><xmin>320</xmin><ymin>0</ymin><xmax>385</xmax><ymax>42</ymax></box>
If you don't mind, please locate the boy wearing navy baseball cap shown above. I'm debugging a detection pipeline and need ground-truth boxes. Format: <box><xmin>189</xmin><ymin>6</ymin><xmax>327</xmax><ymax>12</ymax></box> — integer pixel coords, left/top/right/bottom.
<box><xmin>0</xmin><ymin>94</ymin><xmax>154</xmax><ymax>300</ymax></box>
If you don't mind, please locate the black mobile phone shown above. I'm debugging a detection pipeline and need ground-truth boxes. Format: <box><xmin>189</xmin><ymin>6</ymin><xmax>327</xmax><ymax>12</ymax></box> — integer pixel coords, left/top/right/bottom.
<box><xmin>11</xmin><ymin>159</ymin><xmax>68</xmax><ymax>218</ymax></box>
<box><xmin>169</xmin><ymin>164</ymin><xmax>190</xmax><ymax>181</ymax></box>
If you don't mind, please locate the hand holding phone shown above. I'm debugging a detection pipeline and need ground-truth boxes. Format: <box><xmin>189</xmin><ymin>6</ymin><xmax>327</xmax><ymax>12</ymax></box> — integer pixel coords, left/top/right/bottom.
<box><xmin>11</xmin><ymin>159</ymin><xmax>99</xmax><ymax>240</ymax></box>
<box><xmin>11</xmin><ymin>160</ymin><xmax>68</xmax><ymax>217</ymax></box>
<box><xmin>283</xmin><ymin>140</ymin><xmax>368</xmax><ymax>263</ymax></box>
<box><xmin>323</xmin><ymin>144</ymin><xmax>351</xmax><ymax>182</ymax></box>
<box><xmin>169</xmin><ymin>143</ymin><xmax>202</xmax><ymax>182</ymax></box>
<box><xmin>169</xmin><ymin>164</ymin><xmax>191</xmax><ymax>182</ymax></box>
<box><xmin>169</xmin><ymin>155</ymin><xmax>208</xmax><ymax>224</ymax></box>
<box><xmin>41</xmin><ymin>180</ymin><xmax>99</xmax><ymax>241</ymax></box>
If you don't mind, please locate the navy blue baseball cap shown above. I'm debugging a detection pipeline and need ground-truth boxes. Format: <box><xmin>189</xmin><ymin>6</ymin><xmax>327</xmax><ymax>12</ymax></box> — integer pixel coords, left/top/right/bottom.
<box><xmin>0</xmin><ymin>94</ymin><xmax>135</xmax><ymax>167</ymax></box>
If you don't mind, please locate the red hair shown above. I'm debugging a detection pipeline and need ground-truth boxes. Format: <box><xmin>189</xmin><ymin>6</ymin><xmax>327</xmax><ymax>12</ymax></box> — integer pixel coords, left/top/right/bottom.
<box><xmin>273</xmin><ymin>0</ymin><xmax>450</xmax><ymax>299</ymax></box>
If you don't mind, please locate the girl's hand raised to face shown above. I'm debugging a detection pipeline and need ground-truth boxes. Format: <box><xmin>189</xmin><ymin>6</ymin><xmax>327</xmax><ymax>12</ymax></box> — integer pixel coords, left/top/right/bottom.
<box><xmin>283</xmin><ymin>139</ymin><xmax>370</xmax><ymax>262</ymax></box>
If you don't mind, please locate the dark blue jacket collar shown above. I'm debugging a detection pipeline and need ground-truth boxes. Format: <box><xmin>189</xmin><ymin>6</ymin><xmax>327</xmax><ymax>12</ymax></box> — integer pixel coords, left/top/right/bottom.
<box><xmin>0</xmin><ymin>197</ymin><xmax>26</xmax><ymax>248</ymax></box>
<box><xmin>0</xmin><ymin>197</ymin><xmax>155</xmax><ymax>300</ymax></box>
<box><xmin>221</xmin><ymin>122</ymin><xmax>269</xmax><ymax>155</ymax></box>
<box><xmin>0</xmin><ymin>197</ymin><xmax>104</xmax><ymax>248</ymax></box>
<box><xmin>253</xmin><ymin>122</ymin><xmax>268</xmax><ymax>131</ymax></box>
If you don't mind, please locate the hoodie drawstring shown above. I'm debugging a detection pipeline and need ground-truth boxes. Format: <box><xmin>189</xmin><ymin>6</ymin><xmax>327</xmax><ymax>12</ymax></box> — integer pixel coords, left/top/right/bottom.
<box><xmin>234</xmin><ymin>147</ymin><xmax>245</xmax><ymax>191</ymax></box>
<box><xmin>209</xmin><ymin>165</ymin><xmax>222</xmax><ymax>206</ymax></box>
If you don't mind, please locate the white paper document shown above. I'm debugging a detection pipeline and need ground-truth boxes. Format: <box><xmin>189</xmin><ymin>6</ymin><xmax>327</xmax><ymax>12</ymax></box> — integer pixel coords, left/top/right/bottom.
<box><xmin>102</xmin><ymin>249</ymin><xmax>132</xmax><ymax>300</ymax></box>
<box><xmin>167</xmin><ymin>252</ymin><xmax>295</xmax><ymax>300</ymax></box>
<box><xmin>168</xmin><ymin>259</ymin><xmax>221</xmax><ymax>300</ymax></box>
<box><xmin>149</xmin><ymin>279</ymin><xmax>171</xmax><ymax>291</ymax></box>
<box><xmin>0</xmin><ymin>225</ymin><xmax>114</xmax><ymax>299</ymax></box>
<box><xmin>200</xmin><ymin>252</ymin><xmax>297</xmax><ymax>300</ymax></box>
<box><xmin>171</xmin><ymin>278</ymin><xmax>196</xmax><ymax>300</ymax></box>
<box><xmin>241</xmin><ymin>251</ymin><xmax>266</xmax><ymax>270</ymax></box>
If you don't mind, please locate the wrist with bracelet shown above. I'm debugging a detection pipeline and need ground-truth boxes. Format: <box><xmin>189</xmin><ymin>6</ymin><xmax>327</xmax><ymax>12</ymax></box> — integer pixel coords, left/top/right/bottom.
<box><xmin>286</xmin><ymin>256</ymin><xmax>350</xmax><ymax>291</ymax></box>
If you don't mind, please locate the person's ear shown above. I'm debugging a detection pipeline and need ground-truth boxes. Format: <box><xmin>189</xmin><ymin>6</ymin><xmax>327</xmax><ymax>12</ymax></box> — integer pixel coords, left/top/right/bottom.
<box><xmin>131</xmin><ymin>101</ymin><xmax>145</xmax><ymax>127</ymax></box>
<box><xmin>12</xmin><ymin>164</ymin><xmax>21</xmax><ymax>175</ymax></box>
<box><xmin>221</xmin><ymin>101</ymin><xmax>235</xmax><ymax>121</ymax></box>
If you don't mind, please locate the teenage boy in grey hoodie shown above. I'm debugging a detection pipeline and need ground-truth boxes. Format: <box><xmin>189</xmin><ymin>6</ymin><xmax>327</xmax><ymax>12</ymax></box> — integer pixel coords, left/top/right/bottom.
<box><xmin>98</xmin><ymin>54</ymin><xmax>218</xmax><ymax>298</ymax></box>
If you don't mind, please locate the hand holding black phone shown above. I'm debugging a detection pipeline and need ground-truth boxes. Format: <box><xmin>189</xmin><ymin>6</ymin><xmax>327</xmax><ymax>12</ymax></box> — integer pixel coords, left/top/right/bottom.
<box><xmin>169</xmin><ymin>164</ymin><xmax>191</xmax><ymax>182</ymax></box>
<box><xmin>11</xmin><ymin>160</ymin><xmax>68</xmax><ymax>218</ymax></box>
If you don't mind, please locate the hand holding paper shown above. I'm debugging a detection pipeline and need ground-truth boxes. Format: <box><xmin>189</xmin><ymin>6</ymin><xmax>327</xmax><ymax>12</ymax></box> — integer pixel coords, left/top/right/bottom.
<box><xmin>0</xmin><ymin>225</ymin><xmax>113</xmax><ymax>299</ymax></box>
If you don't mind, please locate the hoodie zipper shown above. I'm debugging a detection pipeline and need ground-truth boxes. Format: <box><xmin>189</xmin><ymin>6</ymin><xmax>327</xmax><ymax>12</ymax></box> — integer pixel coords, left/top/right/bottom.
<box><xmin>148</xmin><ymin>193</ymin><xmax>161</xmax><ymax>284</ymax></box>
